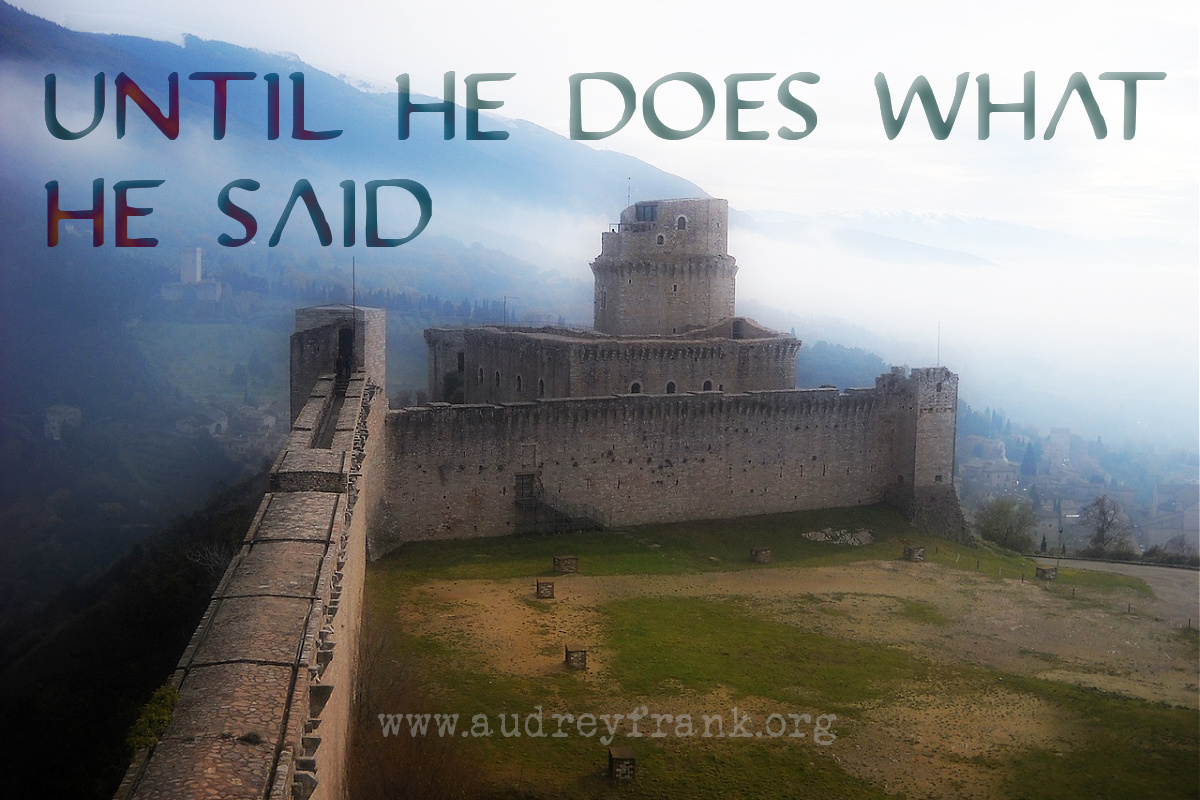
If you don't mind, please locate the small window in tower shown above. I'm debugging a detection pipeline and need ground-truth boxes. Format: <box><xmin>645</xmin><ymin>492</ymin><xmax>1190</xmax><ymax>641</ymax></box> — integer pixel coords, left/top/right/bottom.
<box><xmin>600</xmin><ymin>290</ymin><xmax>606</xmax><ymax>310</ymax></box>
<box><xmin>630</xmin><ymin>382</ymin><xmax>642</xmax><ymax>394</ymax></box>
<box><xmin>478</xmin><ymin>367</ymin><xmax>484</xmax><ymax>383</ymax></box>
<box><xmin>672</xmin><ymin>284</ymin><xmax>677</xmax><ymax>292</ymax></box>
<box><xmin>656</xmin><ymin>234</ymin><xmax>665</xmax><ymax>246</ymax></box>
<box><xmin>516</xmin><ymin>375</ymin><xmax>522</xmax><ymax>392</ymax></box>
<box><xmin>703</xmin><ymin>380</ymin><xmax>713</xmax><ymax>391</ymax></box>
<box><xmin>538</xmin><ymin>379</ymin><xmax>545</xmax><ymax>398</ymax></box>
<box><xmin>936</xmin><ymin>382</ymin><xmax>943</xmax><ymax>392</ymax></box>
<box><xmin>677</xmin><ymin>215</ymin><xmax>687</xmax><ymax>230</ymax></box>
<box><xmin>457</xmin><ymin>351</ymin><xmax>465</xmax><ymax>372</ymax></box>
<box><xmin>666</xmin><ymin>381</ymin><xmax>676</xmax><ymax>394</ymax></box>
<box><xmin>935</xmin><ymin>474</ymin><xmax>943</xmax><ymax>482</ymax></box>
<box><xmin>495</xmin><ymin>370</ymin><xmax>501</xmax><ymax>387</ymax></box>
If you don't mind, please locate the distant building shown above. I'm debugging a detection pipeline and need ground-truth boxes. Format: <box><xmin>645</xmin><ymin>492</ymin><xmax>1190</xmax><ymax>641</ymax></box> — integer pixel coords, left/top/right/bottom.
<box><xmin>1145</xmin><ymin>482</ymin><xmax>1200</xmax><ymax>550</ymax></box>
<box><xmin>231</xmin><ymin>404</ymin><xmax>277</xmax><ymax>434</ymax></box>
<box><xmin>175</xmin><ymin>406</ymin><xmax>228</xmax><ymax>437</ymax></box>
<box><xmin>959</xmin><ymin>455</ymin><xmax>1019</xmax><ymax>493</ymax></box>
<box><xmin>181</xmin><ymin>247</ymin><xmax>202</xmax><ymax>284</ymax></box>
<box><xmin>162</xmin><ymin>247</ymin><xmax>222</xmax><ymax>302</ymax></box>
<box><xmin>1047</xmin><ymin>427</ymin><xmax>1071</xmax><ymax>473</ymax></box>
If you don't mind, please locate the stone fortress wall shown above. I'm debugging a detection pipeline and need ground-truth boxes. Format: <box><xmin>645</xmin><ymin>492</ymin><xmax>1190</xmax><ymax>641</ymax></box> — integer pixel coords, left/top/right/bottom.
<box><xmin>426</xmin><ymin>317</ymin><xmax>799</xmax><ymax>405</ymax></box>
<box><xmin>370</xmin><ymin>367</ymin><xmax>960</xmax><ymax>554</ymax></box>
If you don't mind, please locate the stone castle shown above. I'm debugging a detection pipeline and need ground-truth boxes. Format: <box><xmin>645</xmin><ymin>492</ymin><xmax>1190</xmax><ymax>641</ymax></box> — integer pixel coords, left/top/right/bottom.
<box><xmin>116</xmin><ymin>199</ymin><xmax>964</xmax><ymax>800</ymax></box>
<box><xmin>425</xmin><ymin>199</ymin><xmax>798</xmax><ymax>404</ymax></box>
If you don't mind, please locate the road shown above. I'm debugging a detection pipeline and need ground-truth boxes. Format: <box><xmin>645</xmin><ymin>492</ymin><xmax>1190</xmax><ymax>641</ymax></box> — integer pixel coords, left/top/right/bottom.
<box><xmin>1033</xmin><ymin>557</ymin><xmax>1200</xmax><ymax>625</ymax></box>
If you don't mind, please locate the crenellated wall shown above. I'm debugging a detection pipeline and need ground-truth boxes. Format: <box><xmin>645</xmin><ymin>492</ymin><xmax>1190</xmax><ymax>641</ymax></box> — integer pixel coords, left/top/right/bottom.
<box><xmin>370</xmin><ymin>366</ymin><xmax>961</xmax><ymax>554</ymax></box>
<box><xmin>426</xmin><ymin>321</ymin><xmax>799</xmax><ymax>404</ymax></box>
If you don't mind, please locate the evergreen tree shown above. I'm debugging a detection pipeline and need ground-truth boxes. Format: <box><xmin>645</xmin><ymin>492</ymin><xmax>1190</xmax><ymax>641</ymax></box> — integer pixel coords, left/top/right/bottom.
<box><xmin>1021</xmin><ymin>443</ymin><xmax>1038</xmax><ymax>476</ymax></box>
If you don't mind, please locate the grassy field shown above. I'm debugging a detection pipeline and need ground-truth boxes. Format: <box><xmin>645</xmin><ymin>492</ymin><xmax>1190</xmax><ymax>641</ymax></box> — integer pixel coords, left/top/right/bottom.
<box><xmin>372</xmin><ymin>505</ymin><xmax>1035</xmax><ymax>584</ymax></box>
<box><xmin>359</xmin><ymin>506</ymin><xmax>1198</xmax><ymax>800</ymax></box>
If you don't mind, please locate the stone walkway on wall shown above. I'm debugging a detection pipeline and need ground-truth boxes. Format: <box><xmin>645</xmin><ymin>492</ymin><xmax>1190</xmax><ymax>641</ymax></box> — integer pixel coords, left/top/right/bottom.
<box><xmin>114</xmin><ymin>375</ymin><xmax>377</xmax><ymax>800</ymax></box>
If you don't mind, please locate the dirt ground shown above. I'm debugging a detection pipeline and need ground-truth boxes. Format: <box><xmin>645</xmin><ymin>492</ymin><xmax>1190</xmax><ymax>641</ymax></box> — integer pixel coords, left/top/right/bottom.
<box><xmin>396</xmin><ymin>558</ymin><xmax>1200</xmax><ymax>799</ymax></box>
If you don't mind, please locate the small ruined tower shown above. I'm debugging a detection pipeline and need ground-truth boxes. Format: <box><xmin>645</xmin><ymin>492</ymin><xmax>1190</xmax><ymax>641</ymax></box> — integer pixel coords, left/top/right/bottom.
<box><xmin>591</xmin><ymin>198</ymin><xmax>737</xmax><ymax>336</ymax></box>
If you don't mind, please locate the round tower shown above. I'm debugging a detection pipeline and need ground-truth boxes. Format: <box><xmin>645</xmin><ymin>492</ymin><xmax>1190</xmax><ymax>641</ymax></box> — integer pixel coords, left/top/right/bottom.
<box><xmin>591</xmin><ymin>198</ymin><xmax>737</xmax><ymax>336</ymax></box>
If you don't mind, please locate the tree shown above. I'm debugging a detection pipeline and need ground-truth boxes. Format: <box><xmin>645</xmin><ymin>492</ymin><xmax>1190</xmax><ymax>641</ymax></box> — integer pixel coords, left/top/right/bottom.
<box><xmin>974</xmin><ymin>496</ymin><xmax>1037</xmax><ymax>552</ymax></box>
<box><xmin>1079</xmin><ymin>494</ymin><xmax>1132</xmax><ymax>556</ymax></box>
<box><xmin>1162</xmin><ymin>532</ymin><xmax>1198</xmax><ymax>556</ymax></box>
<box><xmin>1020</xmin><ymin>443</ymin><xmax>1038</xmax><ymax>477</ymax></box>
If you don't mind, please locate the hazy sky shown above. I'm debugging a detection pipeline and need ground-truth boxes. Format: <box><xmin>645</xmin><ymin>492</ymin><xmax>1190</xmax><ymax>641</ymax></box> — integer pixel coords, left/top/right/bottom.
<box><xmin>11</xmin><ymin>0</ymin><xmax>1200</xmax><ymax>448</ymax></box>
<box><xmin>16</xmin><ymin>0</ymin><xmax>1197</xmax><ymax>239</ymax></box>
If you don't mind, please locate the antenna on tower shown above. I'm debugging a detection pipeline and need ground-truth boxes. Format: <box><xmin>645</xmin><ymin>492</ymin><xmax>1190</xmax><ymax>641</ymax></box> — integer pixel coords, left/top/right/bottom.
<box><xmin>626</xmin><ymin>177</ymin><xmax>630</xmax><ymax>207</ymax></box>
<box><xmin>352</xmin><ymin>256</ymin><xmax>356</xmax><ymax>311</ymax></box>
<box><xmin>937</xmin><ymin>321</ymin><xmax>941</xmax><ymax>366</ymax></box>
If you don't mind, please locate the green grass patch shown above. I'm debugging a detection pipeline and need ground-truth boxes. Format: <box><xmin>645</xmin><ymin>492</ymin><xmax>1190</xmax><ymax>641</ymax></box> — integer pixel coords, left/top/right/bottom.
<box><xmin>373</xmin><ymin>504</ymin><xmax>1038</xmax><ymax>586</ymax></box>
<box><xmin>126</xmin><ymin>684</ymin><xmax>178</xmax><ymax>753</ymax></box>
<box><xmin>892</xmin><ymin>597</ymin><xmax>951</xmax><ymax>626</ymax></box>
<box><xmin>602</xmin><ymin>596</ymin><xmax>937</xmax><ymax>711</ymax></box>
<box><xmin>1002</xmin><ymin>676</ymin><xmax>1199</xmax><ymax>800</ymax></box>
<box><xmin>1040</xmin><ymin>567</ymin><xmax>1156</xmax><ymax>601</ymax></box>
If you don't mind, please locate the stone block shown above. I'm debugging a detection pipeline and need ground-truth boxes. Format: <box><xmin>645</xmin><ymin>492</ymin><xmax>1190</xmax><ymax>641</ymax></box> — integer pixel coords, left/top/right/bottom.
<box><xmin>609</xmin><ymin>746</ymin><xmax>636</xmax><ymax>781</ymax></box>
<box><xmin>564</xmin><ymin>644</ymin><xmax>587</xmax><ymax>670</ymax></box>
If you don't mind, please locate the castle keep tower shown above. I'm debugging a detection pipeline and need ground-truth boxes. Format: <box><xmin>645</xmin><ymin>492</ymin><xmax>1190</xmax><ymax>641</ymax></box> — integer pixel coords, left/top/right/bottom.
<box><xmin>592</xmin><ymin>198</ymin><xmax>737</xmax><ymax>336</ymax></box>
<box><xmin>426</xmin><ymin>198</ymin><xmax>797</xmax><ymax>403</ymax></box>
